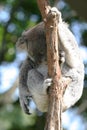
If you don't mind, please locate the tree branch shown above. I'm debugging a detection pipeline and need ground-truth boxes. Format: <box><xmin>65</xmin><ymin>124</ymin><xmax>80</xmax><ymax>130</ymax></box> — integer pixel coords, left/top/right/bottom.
<box><xmin>37</xmin><ymin>0</ymin><xmax>71</xmax><ymax>130</ymax></box>
<box><xmin>37</xmin><ymin>0</ymin><xmax>63</xmax><ymax>130</ymax></box>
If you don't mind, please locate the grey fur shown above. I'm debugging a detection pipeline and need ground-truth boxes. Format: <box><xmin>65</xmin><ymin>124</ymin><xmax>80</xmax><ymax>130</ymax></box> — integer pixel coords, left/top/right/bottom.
<box><xmin>16</xmin><ymin>8</ymin><xmax>84</xmax><ymax>114</ymax></box>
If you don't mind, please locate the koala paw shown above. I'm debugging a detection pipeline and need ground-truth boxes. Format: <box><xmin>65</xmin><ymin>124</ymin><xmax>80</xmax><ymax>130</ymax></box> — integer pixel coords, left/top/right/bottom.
<box><xmin>51</xmin><ymin>7</ymin><xmax>61</xmax><ymax>19</ymax></box>
<box><xmin>51</xmin><ymin>7</ymin><xmax>59</xmax><ymax>13</ymax></box>
<box><xmin>43</xmin><ymin>78</ymin><xmax>52</xmax><ymax>94</ymax></box>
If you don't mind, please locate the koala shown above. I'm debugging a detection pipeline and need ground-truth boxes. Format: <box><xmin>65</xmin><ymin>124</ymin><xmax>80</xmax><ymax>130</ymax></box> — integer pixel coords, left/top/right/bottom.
<box><xmin>16</xmin><ymin>8</ymin><xmax>84</xmax><ymax>114</ymax></box>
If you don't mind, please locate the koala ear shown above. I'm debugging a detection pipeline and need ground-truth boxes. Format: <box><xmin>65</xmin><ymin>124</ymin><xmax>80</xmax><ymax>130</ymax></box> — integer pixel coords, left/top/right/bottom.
<box><xmin>16</xmin><ymin>35</ymin><xmax>28</xmax><ymax>51</ymax></box>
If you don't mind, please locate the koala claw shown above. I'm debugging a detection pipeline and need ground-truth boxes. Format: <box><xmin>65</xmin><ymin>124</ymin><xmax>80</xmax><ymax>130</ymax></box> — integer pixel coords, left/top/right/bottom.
<box><xmin>50</xmin><ymin>7</ymin><xmax>62</xmax><ymax>21</ymax></box>
<box><xmin>59</xmin><ymin>51</ymin><xmax>65</xmax><ymax>68</ymax></box>
<box><xmin>43</xmin><ymin>78</ymin><xmax>53</xmax><ymax>93</ymax></box>
<box><xmin>51</xmin><ymin>7</ymin><xmax>60</xmax><ymax>14</ymax></box>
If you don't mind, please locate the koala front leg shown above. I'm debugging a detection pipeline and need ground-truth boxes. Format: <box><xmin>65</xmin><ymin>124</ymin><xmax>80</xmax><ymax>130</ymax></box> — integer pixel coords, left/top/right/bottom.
<box><xmin>58</xmin><ymin>22</ymin><xmax>81</xmax><ymax>68</ymax></box>
<box><xmin>51</xmin><ymin>7</ymin><xmax>81</xmax><ymax>68</ymax></box>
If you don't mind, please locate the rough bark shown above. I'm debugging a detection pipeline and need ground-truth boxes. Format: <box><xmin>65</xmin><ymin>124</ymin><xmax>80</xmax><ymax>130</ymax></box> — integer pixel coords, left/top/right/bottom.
<box><xmin>37</xmin><ymin>0</ymin><xmax>63</xmax><ymax>130</ymax></box>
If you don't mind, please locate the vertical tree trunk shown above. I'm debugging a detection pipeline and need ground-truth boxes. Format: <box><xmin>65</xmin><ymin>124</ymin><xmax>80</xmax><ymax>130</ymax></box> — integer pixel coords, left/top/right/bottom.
<box><xmin>37</xmin><ymin>0</ymin><xmax>64</xmax><ymax>130</ymax></box>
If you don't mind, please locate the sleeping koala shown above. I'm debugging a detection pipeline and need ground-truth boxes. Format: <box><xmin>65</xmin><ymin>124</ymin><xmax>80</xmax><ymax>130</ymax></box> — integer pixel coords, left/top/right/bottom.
<box><xmin>16</xmin><ymin>8</ymin><xmax>84</xmax><ymax>114</ymax></box>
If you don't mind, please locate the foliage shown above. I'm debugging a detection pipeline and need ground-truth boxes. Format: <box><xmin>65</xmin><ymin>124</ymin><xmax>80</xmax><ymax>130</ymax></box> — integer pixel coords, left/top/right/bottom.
<box><xmin>0</xmin><ymin>102</ymin><xmax>45</xmax><ymax>130</ymax></box>
<box><xmin>0</xmin><ymin>0</ymin><xmax>41</xmax><ymax>62</ymax></box>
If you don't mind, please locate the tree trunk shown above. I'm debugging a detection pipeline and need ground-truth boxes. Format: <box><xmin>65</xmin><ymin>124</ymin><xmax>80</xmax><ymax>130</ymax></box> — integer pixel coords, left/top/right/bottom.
<box><xmin>37</xmin><ymin>0</ymin><xmax>67</xmax><ymax>130</ymax></box>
